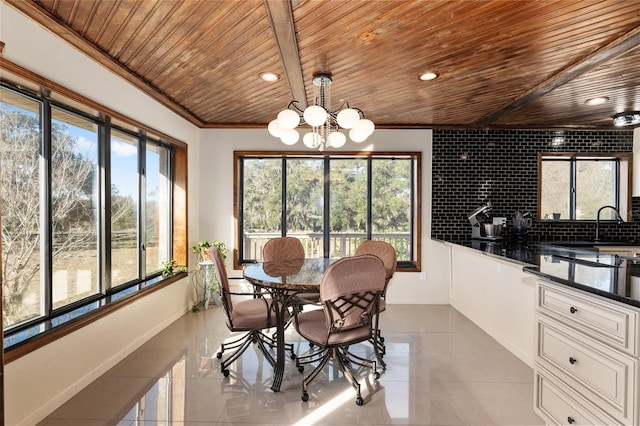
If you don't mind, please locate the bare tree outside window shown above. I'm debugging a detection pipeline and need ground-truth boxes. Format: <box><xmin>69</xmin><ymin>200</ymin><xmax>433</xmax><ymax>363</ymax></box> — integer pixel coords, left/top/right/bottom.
<box><xmin>2</xmin><ymin>99</ymin><xmax>98</xmax><ymax>326</ymax></box>
<box><xmin>50</xmin><ymin>107</ymin><xmax>100</xmax><ymax>310</ymax></box>
<box><xmin>1</xmin><ymin>97</ymin><xmax>42</xmax><ymax>327</ymax></box>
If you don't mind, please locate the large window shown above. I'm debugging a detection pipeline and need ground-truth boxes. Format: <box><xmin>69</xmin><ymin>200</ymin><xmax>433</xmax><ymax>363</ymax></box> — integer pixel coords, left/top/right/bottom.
<box><xmin>539</xmin><ymin>153</ymin><xmax>631</xmax><ymax>221</ymax></box>
<box><xmin>236</xmin><ymin>152</ymin><xmax>420</xmax><ymax>269</ymax></box>
<box><xmin>1</xmin><ymin>83</ymin><xmax>175</xmax><ymax>334</ymax></box>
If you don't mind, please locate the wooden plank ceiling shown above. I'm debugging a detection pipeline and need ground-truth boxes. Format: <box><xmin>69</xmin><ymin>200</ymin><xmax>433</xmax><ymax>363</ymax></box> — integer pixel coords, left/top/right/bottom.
<box><xmin>4</xmin><ymin>0</ymin><xmax>640</xmax><ymax>130</ymax></box>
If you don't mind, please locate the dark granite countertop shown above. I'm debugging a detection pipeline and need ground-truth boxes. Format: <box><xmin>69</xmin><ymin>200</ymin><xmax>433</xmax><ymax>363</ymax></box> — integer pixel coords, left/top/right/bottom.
<box><xmin>435</xmin><ymin>238</ymin><xmax>640</xmax><ymax>309</ymax></box>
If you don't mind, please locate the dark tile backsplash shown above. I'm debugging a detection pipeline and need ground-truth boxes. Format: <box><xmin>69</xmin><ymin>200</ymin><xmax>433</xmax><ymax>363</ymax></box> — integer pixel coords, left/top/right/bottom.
<box><xmin>431</xmin><ymin>129</ymin><xmax>640</xmax><ymax>242</ymax></box>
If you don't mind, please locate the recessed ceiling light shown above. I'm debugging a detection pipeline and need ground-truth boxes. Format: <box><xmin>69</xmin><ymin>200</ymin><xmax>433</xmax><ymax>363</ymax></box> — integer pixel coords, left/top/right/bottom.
<box><xmin>550</xmin><ymin>131</ymin><xmax>565</xmax><ymax>147</ymax></box>
<box><xmin>613</xmin><ymin>111</ymin><xmax>640</xmax><ymax>127</ymax></box>
<box><xmin>260</xmin><ymin>72</ymin><xmax>279</xmax><ymax>82</ymax></box>
<box><xmin>419</xmin><ymin>71</ymin><xmax>439</xmax><ymax>81</ymax></box>
<box><xmin>585</xmin><ymin>96</ymin><xmax>609</xmax><ymax>106</ymax></box>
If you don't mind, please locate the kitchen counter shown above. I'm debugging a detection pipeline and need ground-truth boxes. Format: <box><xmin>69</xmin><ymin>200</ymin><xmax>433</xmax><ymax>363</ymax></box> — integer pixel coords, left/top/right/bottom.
<box><xmin>436</xmin><ymin>238</ymin><xmax>640</xmax><ymax>308</ymax></box>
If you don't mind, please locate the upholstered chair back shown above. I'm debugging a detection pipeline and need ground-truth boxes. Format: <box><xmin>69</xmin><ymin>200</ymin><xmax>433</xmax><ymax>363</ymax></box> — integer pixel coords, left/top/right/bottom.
<box><xmin>211</xmin><ymin>245</ymin><xmax>234</xmax><ymax>326</ymax></box>
<box><xmin>320</xmin><ymin>254</ymin><xmax>386</xmax><ymax>333</ymax></box>
<box><xmin>354</xmin><ymin>240</ymin><xmax>397</xmax><ymax>294</ymax></box>
<box><xmin>263</xmin><ymin>237</ymin><xmax>305</xmax><ymax>261</ymax></box>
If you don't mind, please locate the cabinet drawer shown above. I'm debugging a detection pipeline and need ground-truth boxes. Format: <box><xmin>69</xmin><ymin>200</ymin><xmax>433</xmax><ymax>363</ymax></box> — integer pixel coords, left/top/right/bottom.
<box><xmin>537</xmin><ymin>317</ymin><xmax>637</xmax><ymax>423</ymax></box>
<box><xmin>535</xmin><ymin>369</ymin><xmax>621</xmax><ymax>426</ymax></box>
<box><xmin>538</xmin><ymin>281</ymin><xmax>638</xmax><ymax>355</ymax></box>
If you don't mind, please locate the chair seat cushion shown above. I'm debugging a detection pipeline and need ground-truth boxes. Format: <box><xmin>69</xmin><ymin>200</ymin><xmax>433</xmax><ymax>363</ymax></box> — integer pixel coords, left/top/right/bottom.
<box><xmin>230</xmin><ymin>297</ymin><xmax>289</xmax><ymax>331</ymax></box>
<box><xmin>295</xmin><ymin>292</ymin><xmax>320</xmax><ymax>304</ymax></box>
<box><xmin>296</xmin><ymin>309</ymin><xmax>371</xmax><ymax>347</ymax></box>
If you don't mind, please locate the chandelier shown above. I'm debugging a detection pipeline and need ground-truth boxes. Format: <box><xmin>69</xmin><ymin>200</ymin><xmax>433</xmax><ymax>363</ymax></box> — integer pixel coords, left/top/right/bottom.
<box><xmin>268</xmin><ymin>73</ymin><xmax>374</xmax><ymax>150</ymax></box>
<box><xmin>613</xmin><ymin>111</ymin><xmax>640</xmax><ymax>127</ymax></box>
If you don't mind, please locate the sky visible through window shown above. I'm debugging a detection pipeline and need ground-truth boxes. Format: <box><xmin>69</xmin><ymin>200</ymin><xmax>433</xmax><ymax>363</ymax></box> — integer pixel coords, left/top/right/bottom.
<box><xmin>67</xmin><ymin>126</ymin><xmax>161</xmax><ymax>201</ymax></box>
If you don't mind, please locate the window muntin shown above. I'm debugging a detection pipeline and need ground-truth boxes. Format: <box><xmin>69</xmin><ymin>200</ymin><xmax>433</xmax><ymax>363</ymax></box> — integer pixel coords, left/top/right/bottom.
<box><xmin>237</xmin><ymin>153</ymin><xmax>419</xmax><ymax>269</ymax></box>
<box><xmin>539</xmin><ymin>154</ymin><xmax>630</xmax><ymax>221</ymax></box>
<box><xmin>0</xmin><ymin>90</ymin><xmax>44</xmax><ymax>328</ymax></box>
<box><xmin>50</xmin><ymin>106</ymin><xmax>101</xmax><ymax>309</ymax></box>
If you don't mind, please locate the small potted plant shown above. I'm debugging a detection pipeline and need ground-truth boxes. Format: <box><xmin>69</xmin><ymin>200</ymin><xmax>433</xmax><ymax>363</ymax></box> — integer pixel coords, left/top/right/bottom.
<box><xmin>191</xmin><ymin>240</ymin><xmax>229</xmax><ymax>262</ymax></box>
<box><xmin>160</xmin><ymin>259</ymin><xmax>187</xmax><ymax>278</ymax></box>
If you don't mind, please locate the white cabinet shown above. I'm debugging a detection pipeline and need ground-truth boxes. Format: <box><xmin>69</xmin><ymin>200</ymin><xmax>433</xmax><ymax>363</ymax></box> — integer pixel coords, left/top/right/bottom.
<box><xmin>534</xmin><ymin>281</ymin><xmax>640</xmax><ymax>426</ymax></box>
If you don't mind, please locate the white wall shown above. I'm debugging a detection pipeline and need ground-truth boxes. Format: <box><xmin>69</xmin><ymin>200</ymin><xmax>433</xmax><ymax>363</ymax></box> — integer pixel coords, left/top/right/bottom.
<box><xmin>1</xmin><ymin>4</ymin><xmax>199</xmax><ymax>425</ymax></box>
<box><xmin>197</xmin><ymin>128</ymin><xmax>451</xmax><ymax>304</ymax></box>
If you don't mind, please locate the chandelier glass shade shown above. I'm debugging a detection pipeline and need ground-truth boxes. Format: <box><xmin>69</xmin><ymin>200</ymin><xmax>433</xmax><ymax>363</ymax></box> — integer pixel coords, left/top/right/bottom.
<box><xmin>613</xmin><ymin>111</ymin><xmax>640</xmax><ymax>127</ymax></box>
<box><xmin>268</xmin><ymin>73</ymin><xmax>374</xmax><ymax>150</ymax></box>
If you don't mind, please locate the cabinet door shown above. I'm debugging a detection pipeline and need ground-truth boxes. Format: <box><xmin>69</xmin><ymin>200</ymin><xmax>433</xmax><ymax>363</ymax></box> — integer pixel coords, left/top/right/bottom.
<box><xmin>537</xmin><ymin>317</ymin><xmax>637</xmax><ymax>424</ymax></box>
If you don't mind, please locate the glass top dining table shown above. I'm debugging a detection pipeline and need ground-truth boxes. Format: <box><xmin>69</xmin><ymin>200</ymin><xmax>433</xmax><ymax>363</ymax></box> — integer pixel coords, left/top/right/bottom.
<box><xmin>244</xmin><ymin>257</ymin><xmax>336</xmax><ymax>291</ymax></box>
<box><xmin>243</xmin><ymin>257</ymin><xmax>337</xmax><ymax>392</ymax></box>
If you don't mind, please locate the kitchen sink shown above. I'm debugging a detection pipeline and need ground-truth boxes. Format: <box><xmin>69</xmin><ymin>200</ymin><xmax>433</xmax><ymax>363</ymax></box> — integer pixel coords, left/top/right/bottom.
<box><xmin>545</xmin><ymin>240</ymin><xmax>640</xmax><ymax>259</ymax></box>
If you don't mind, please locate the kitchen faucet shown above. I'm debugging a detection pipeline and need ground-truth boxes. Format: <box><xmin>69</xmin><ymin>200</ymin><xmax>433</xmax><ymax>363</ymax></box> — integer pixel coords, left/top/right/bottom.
<box><xmin>595</xmin><ymin>205</ymin><xmax>624</xmax><ymax>242</ymax></box>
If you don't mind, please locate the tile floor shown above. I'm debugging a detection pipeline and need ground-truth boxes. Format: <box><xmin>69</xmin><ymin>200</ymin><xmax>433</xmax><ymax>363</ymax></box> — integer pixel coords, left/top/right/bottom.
<box><xmin>40</xmin><ymin>303</ymin><xmax>544</xmax><ymax>425</ymax></box>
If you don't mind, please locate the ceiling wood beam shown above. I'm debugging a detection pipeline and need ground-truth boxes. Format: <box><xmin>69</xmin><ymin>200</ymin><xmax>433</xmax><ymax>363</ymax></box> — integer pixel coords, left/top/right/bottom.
<box><xmin>2</xmin><ymin>0</ymin><xmax>205</xmax><ymax>127</ymax></box>
<box><xmin>477</xmin><ymin>25</ymin><xmax>640</xmax><ymax>127</ymax></box>
<box><xmin>264</xmin><ymin>0</ymin><xmax>307</xmax><ymax>106</ymax></box>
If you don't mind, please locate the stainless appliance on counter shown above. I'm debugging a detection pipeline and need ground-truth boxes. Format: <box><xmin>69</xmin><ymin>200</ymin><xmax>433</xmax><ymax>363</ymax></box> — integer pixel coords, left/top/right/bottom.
<box><xmin>513</xmin><ymin>210</ymin><xmax>532</xmax><ymax>241</ymax></box>
<box><xmin>469</xmin><ymin>202</ymin><xmax>504</xmax><ymax>240</ymax></box>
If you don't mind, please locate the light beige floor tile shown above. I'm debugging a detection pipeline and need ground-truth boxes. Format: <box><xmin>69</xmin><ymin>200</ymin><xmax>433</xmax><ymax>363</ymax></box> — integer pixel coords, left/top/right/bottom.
<box><xmin>39</xmin><ymin>305</ymin><xmax>543</xmax><ymax>426</ymax></box>
<box><xmin>443</xmin><ymin>382</ymin><xmax>544</xmax><ymax>425</ymax></box>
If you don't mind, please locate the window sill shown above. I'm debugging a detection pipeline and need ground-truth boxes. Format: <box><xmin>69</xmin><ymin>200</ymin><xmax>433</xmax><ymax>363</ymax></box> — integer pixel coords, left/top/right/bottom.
<box><xmin>3</xmin><ymin>272</ymin><xmax>187</xmax><ymax>363</ymax></box>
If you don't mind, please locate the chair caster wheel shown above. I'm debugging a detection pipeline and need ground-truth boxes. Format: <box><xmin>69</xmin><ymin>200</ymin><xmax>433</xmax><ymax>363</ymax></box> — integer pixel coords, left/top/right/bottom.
<box><xmin>298</xmin><ymin>365</ymin><xmax>304</xmax><ymax>373</ymax></box>
<box><xmin>374</xmin><ymin>371</ymin><xmax>380</xmax><ymax>380</ymax></box>
<box><xmin>380</xmin><ymin>336</ymin><xmax>385</xmax><ymax>343</ymax></box>
<box><xmin>301</xmin><ymin>392</ymin><xmax>309</xmax><ymax>402</ymax></box>
<box><xmin>290</xmin><ymin>353</ymin><xmax>296</xmax><ymax>360</ymax></box>
<box><xmin>216</xmin><ymin>352</ymin><xmax>222</xmax><ymax>359</ymax></box>
<box><xmin>355</xmin><ymin>396</ymin><xmax>364</xmax><ymax>406</ymax></box>
<box><xmin>222</xmin><ymin>369</ymin><xmax>230</xmax><ymax>377</ymax></box>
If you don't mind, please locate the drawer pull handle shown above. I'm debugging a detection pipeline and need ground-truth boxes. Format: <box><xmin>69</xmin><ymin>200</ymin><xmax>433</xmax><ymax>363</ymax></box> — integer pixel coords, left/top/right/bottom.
<box><xmin>567</xmin><ymin>417</ymin><xmax>575</xmax><ymax>424</ymax></box>
<box><xmin>569</xmin><ymin>357</ymin><xmax>577</xmax><ymax>365</ymax></box>
<box><xmin>569</xmin><ymin>306</ymin><xmax>578</xmax><ymax>314</ymax></box>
